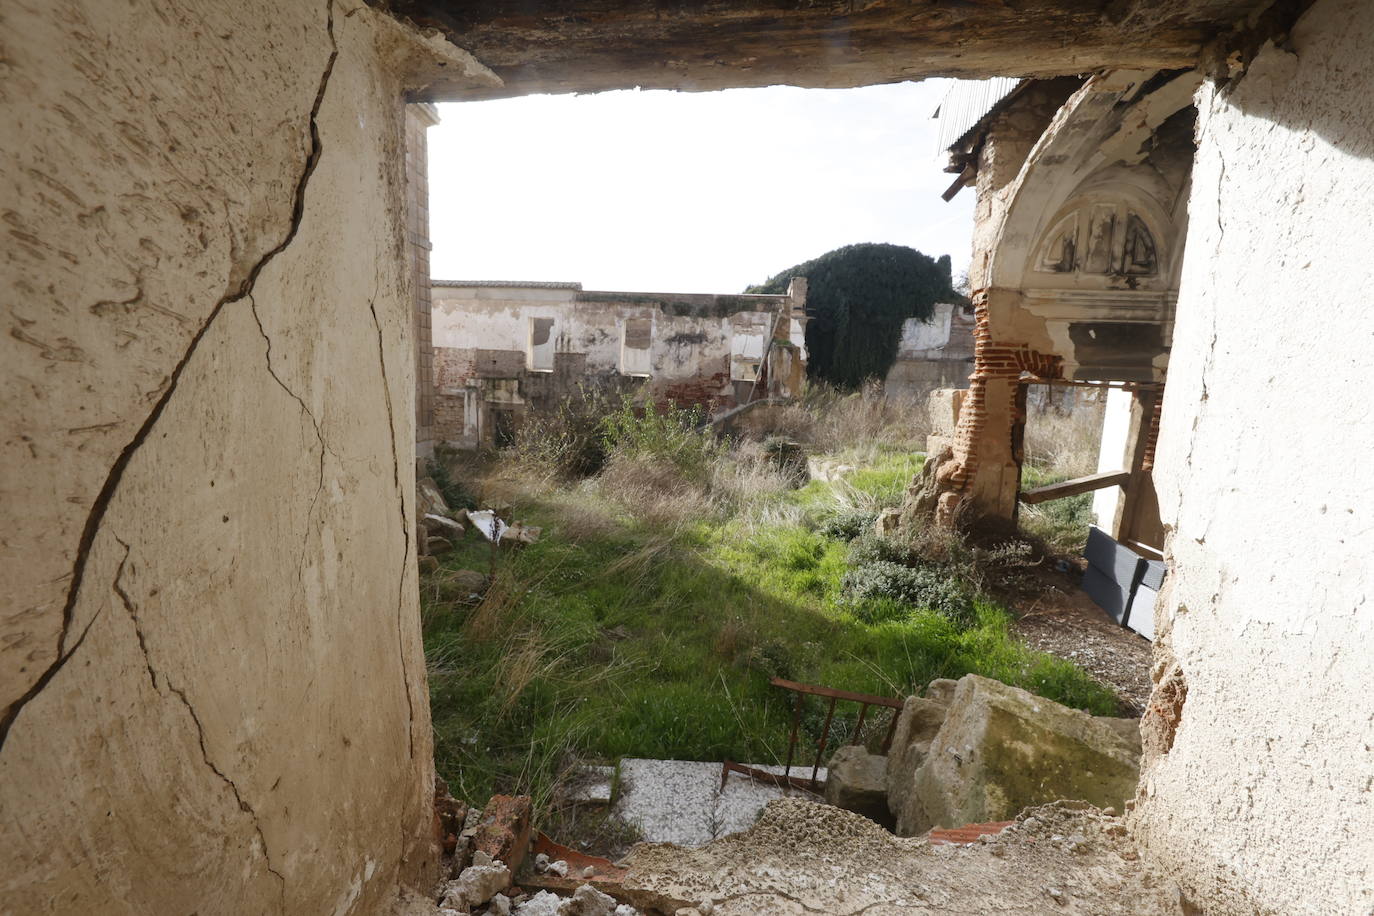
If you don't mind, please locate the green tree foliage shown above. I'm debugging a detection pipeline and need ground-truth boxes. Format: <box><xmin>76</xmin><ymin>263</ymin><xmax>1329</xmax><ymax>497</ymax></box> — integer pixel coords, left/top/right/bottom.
<box><xmin>747</xmin><ymin>243</ymin><xmax>960</xmax><ymax>389</ymax></box>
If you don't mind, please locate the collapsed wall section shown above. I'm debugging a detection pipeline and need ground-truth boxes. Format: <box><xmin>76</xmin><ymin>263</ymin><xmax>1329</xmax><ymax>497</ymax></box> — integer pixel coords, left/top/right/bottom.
<box><xmin>0</xmin><ymin>1</ymin><xmax>495</xmax><ymax>911</ymax></box>
<box><xmin>1132</xmin><ymin>1</ymin><xmax>1374</xmax><ymax>909</ymax></box>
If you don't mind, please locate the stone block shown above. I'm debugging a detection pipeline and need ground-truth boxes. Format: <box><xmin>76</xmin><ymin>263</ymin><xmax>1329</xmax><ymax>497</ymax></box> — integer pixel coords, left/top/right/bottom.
<box><xmin>895</xmin><ymin>675</ymin><xmax>1140</xmax><ymax>836</ymax></box>
<box><xmin>884</xmin><ymin>697</ymin><xmax>950</xmax><ymax>827</ymax></box>
<box><xmin>823</xmin><ymin>745</ymin><xmax>892</xmax><ymax>828</ymax></box>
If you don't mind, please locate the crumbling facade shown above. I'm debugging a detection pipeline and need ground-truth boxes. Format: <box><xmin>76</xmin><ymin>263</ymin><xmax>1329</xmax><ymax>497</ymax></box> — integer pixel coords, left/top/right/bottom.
<box><xmin>882</xmin><ymin>304</ymin><xmax>976</xmax><ymax>401</ymax></box>
<box><xmin>429</xmin><ymin>280</ymin><xmax>807</xmax><ymax>448</ymax></box>
<box><xmin>922</xmin><ymin>71</ymin><xmax>1192</xmax><ymax>555</ymax></box>
<box><xmin>3</xmin><ymin>0</ymin><xmax>1370</xmax><ymax>912</ymax></box>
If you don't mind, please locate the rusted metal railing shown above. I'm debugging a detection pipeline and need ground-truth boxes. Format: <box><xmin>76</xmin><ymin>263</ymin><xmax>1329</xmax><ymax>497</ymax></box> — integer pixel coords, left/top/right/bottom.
<box><xmin>721</xmin><ymin>676</ymin><xmax>904</xmax><ymax>794</ymax></box>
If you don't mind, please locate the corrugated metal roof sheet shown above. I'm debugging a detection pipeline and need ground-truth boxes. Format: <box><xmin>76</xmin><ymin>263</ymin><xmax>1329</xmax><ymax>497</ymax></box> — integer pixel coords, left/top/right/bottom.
<box><xmin>933</xmin><ymin>77</ymin><xmax>1025</xmax><ymax>155</ymax></box>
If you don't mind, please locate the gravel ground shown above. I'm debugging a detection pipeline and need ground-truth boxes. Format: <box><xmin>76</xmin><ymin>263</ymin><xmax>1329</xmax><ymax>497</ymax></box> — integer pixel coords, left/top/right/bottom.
<box><xmin>1011</xmin><ymin>584</ymin><xmax>1154</xmax><ymax>716</ymax></box>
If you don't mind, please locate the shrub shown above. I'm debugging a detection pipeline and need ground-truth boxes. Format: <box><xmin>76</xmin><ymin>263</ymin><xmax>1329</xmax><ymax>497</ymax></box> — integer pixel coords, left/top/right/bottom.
<box><xmin>841</xmin><ymin>560</ymin><xmax>975</xmax><ymax>627</ymax></box>
<box><xmin>818</xmin><ymin>508</ymin><xmax>879</xmax><ymax>542</ymax></box>
<box><xmin>600</xmin><ymin>397</ymin><xmax>725</xmax><ymax>484</ymax></box>
<box><xmin>512</xmin><ymin>383</ymin><xmax>618</xmax><ymax>479</ymax></box>
<box><xmin>846</xmin><ymin>531</ymin><xmax>910</xmax><ymax>566</ymax></box>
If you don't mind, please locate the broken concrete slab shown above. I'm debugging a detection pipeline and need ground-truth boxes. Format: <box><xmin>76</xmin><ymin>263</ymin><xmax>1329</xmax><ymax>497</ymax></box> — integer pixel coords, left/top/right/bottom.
<box><xmin>895</xmin><ymin>675</ymin><xmax>1140</xmax><ymax>836</ymax></box>
<box><xmin>613</xmin><ymin>759</ymin><xmax>825</xmax><ymax>847</ymax></box>
<box><xmin>558</xmin><ymin>765</ymin><xmax>615</xmax><ymax>807</ymax></box>
<box><xmin>822</xmin><ymin>746</ymin><xmax>891</xmax><ymax>828</ymax></box>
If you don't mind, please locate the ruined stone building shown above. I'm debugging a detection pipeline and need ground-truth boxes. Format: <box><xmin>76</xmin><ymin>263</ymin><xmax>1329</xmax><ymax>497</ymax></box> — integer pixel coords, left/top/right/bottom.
<box><xmin>882</xmin><ymin>304</ymin><xmax>976</xmax><ymax>400</ymax></box>
<box><xmin>429</xmin><ymin>279</ymin><xmax>807</xmax><ymax>449</ymax></box>
<box><xmin>923</xmin><ymin>72</ymin><xmax>1190</xmax><ymax>559</ymax></box>
<box><xmin>4</xmin><ymin>0</ymin><xmax>1370</xmax><ymax>913</ymax></box>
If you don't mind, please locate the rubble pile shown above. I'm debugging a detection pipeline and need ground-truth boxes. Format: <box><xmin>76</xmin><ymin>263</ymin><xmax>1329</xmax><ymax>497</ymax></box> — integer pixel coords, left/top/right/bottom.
<box><xmin>415</xmin><ymin>476</ymin><xmax>541</xmax><ymax>575</ymax></box>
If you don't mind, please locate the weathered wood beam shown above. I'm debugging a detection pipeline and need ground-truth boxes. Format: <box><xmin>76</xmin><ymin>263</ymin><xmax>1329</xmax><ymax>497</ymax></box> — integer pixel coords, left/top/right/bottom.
<box><xmin>1019</xmin><ymin>470</ymin><xmax>1129</xmax><ymax>505</ymax></box>
<box><xmin>380</xmin><ymin>0</ymin><xmax>1272</xmax><ymax>100</ymax></box>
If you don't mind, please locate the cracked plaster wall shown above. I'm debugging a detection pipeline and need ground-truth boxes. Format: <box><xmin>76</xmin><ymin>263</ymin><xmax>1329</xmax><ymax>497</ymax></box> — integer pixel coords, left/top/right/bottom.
<box><xmin>0</xmin><ymin>1</ymin><xmax>494</xmax><ymax>911</ymax></box>
<box><xmin>1132</xmin><ymin>0</ymin><xmax>1374</xmax><ymax>910</ymax></box>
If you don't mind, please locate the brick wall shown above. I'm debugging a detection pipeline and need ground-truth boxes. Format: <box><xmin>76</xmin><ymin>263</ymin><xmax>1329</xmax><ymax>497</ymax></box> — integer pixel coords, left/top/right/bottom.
<box><xmin>938</xmin><ymin>292</ymin><xmax>1062</xmax><ymax>522</ymax></box>
<box><xmin>433</xmin><ymin>347</ymin><xmax>476</xmax><ymax>442</ymax></box>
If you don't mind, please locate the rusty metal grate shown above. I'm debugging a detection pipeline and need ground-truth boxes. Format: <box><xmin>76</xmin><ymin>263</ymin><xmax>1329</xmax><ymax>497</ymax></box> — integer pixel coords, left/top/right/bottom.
<box><xmin>721</xmin><ymin>676</ymin><xmax>904</xmax><ymax>794</ymax></box>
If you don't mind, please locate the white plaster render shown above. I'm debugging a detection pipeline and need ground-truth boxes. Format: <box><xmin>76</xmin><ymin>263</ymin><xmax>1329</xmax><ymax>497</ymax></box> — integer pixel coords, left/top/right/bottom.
<box><xmin>1134</xmin><ymin>1</ymin><xmax>1374</xmax><ymax>910</ymax></box>
<box><xmin>431</xmin><ymin>285</ymin><xmax>784</xmax><ymax>385</ymax></box>
<box><xmin>895</xmin><ymin>305</ymin><xmax>956</xmax><ymax>355</ymax></box>
<box><xmin>0</xmin><ymin>1</ymin><xmax>492</xmax><ymax>912</ymax></box>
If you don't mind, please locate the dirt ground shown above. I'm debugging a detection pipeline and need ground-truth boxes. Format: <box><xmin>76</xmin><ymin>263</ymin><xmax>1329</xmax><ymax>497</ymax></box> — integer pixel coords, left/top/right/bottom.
<box><xmin>620</xmin><ymin>798</ymin><xmax>1182</xmax><ymax>915</ymax></box>
<box><xmin>1008</xmin><ymin>575</ymin><xmax>1154</xmax><ymax>716</ymax></box>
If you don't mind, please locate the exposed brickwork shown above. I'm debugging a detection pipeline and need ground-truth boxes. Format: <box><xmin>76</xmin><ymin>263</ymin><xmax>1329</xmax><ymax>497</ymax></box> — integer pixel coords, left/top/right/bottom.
<box><xmin>658</xmin><ymin>367</ymin><xmax>734</xmax><ymax>412</ymax></box>
<box><xmin>472</xmin><ymin>794</ymin><xmax>533</xmax><ymax>877</ymax></box>
<box><xmin>935</xmin><ymin>291</ymin><xmax>1063</xmax><ymax>523</ymax></box>
<box><xmin>927</xmin><ymin>820</ymin><xmax>1015</xmax><ymax>846</ymax></box>
<box><xmin>1139</xmin><ymin>381</ymin><xmax>1165</xmax><ymax>473</ymax></box>
<box><xmin>433</xmin><ymin>347</ymin><xmax>477</xmax><ymax>442</ymax></box>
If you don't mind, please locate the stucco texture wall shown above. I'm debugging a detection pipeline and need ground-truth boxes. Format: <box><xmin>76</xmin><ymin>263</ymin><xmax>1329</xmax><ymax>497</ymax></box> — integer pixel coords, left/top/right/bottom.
<box><xmin>0</xmin><ymin>1</ymin><xmax>493</xmax><ymax>911</ymax></box>
<box><xmin>1135</xmin><ymin>1</ymin><xmax>1374</xmax><ymax>911</ymax></box>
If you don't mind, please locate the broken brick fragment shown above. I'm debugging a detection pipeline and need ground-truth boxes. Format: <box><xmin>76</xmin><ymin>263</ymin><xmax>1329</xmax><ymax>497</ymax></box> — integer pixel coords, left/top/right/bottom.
<box><xmin>473</xmin><ymin>794</ymin><xmax>533</xmax><ymax>877</ymax></box>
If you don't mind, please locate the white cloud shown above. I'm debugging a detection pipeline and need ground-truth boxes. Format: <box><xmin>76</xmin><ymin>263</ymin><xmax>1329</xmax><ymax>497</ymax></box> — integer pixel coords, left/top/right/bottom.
<box><xmin>429</xmin><ymin>81</ymin><xmax>973</xmax><ymax>293</ymax></box>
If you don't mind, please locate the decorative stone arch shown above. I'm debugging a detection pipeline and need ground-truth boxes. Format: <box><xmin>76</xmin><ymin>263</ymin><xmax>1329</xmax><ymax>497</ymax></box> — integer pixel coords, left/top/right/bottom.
<box><xmin>918</xmin><ymin>70</ymin><xmax>1197</xmax><ymax>527</ymax></box>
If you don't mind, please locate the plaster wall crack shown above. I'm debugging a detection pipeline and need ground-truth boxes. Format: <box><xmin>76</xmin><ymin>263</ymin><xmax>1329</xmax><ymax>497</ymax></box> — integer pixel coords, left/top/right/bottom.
<box><xmin>248</xmin><ymin>292</ymin><xmax>330</xmax><ymax>594</ymax></box>
<box><xmin>367</xmin><ymin>284</ymin><xmax>416</xmax><ymax>760</ymax></box>
<box><xmin>110</xmin><ymin>536</ymin><xmax>287</xmax><ymax>899</ymax></box>
<box><xmin>0</xmin><ymin>0</ymin><xmax>338</xmax><ymax>753</ymax></box>
<box><xmin>164</xmin><ymin>679</ymin><xmax>289</xmax><ymax>896</ymax></box>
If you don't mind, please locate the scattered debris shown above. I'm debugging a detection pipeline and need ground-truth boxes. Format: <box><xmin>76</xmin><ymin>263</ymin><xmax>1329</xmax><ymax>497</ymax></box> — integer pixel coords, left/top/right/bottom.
<box><xmin>473</xmin><ymin>795</ymin><xmax>534</xmax><ymax>877</ymax></box>
<box><xmin>439</xmin><ymin>858</ymin><xmax>510</xmax><ymax>911</ymax></box>
<box><xmin>468</xmin><ymin>509</ymin><xmax>508</xmax><ymax>543</ymax></box>
<box><xmin>499</xmin><ymin>521</ymin><xmax>542</xmax><ymax>546</ymax></box>
<box><xmin>617</xmin><ymin>798</ymin><xmax>1179</xmax><ymax>915</ymax></box>
<box><xmin>806</xmin><ymin>456</ymin><xmax>856</xmax><ymax>482</ymax></box>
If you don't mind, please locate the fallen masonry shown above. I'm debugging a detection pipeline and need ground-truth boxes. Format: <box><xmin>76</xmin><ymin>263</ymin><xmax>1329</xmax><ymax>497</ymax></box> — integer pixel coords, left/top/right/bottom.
<box><xmin>615</xmin><ymin>798</ymin><xmax>1177</xmax><ymax>915</ymax></box>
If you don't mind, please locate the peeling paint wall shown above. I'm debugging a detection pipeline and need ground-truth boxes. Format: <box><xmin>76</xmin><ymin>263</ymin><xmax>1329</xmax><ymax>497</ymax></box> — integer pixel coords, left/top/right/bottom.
<box><xmin>0</xmin><ymin>1</ymin><xmax>496</xmax><ymax>910</ymax></box>
<box><xmin>883</xmin><ymin>304</ymin><xmax>976</xmax><ymax>401</ymax></box>
<box><xmin>1133</xmin><ymin>0</ymin><xmax>1374</xmax><ymax>909</ymax></box>
<box><xmin>429</xmin><ymin>282</ymin><xmax>803</xmax><ymax>447</ymax></box>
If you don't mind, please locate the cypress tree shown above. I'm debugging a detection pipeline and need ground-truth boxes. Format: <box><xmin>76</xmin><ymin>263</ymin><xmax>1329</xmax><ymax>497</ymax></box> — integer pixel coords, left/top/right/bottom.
<box><xmin>747</xmin><ymin>243</ymin><xmax>960</xmax><ymax>389</ymax></box>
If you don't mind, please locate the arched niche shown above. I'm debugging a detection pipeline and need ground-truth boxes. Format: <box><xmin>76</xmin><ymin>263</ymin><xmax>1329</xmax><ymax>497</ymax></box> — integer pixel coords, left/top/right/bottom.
<box><xmin>1027</xmin><ymin>185</ymin><xmax>1175</xmax><ymax>291</ymax></box>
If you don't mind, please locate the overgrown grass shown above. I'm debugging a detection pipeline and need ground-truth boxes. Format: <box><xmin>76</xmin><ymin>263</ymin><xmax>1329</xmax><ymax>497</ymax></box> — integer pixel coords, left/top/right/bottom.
<box><xmin>424</xmin><ymin>415</ymin><xmax>1120</xmax><ymax>813</ymax></box>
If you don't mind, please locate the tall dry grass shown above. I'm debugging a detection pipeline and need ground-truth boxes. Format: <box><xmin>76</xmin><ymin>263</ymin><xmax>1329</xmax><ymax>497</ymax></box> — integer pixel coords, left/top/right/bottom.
<box><xmin>1022</xmin><ymin>393</ymin><xmax>1107</xmax><ymax>480</ymax></box>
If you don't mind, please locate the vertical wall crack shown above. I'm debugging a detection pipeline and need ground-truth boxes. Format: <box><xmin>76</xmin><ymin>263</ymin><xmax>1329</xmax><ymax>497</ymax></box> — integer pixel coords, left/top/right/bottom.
<box><xmin>111</xmin><ymin>536</ymin><xmax>287</xmax><ymax>899</ymax></box>
<box><xmin>367</xmin><ymin>281</ymin><xmax>415</xmax><ymax>760</ymax></box>
<box><xmin>248</xmin><ymin>292</ymin><xmax>330</xmax><ymax>594</ymax></box>
<box><xmin>0</xmin><ymin>0</ymin><xmax>338</xmax><ymax>753</ymax></box>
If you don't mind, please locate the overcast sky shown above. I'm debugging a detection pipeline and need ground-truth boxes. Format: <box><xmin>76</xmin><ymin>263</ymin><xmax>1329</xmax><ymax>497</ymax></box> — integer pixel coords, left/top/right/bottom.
<box><xmin>429</xmin><ymin>80</ymin><xmax>973</xmax><ymax>294</ymax></box>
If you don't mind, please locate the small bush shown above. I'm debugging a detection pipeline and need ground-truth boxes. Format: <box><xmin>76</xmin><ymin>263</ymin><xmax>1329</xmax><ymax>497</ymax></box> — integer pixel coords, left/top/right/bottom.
<box><xmin>818</xmin><ymin>508</ymin><xmax>879</xmax><ymax>542</ymax></box>
<box><xmin>842</xmin><ymin>560</ymin><xmax>975</xmax><ymax>627</ymax></box>
<box><xmin>512</xmin><ymin>384</ymin><xmax>618</xmax><ymax>479</ymax></box>
<box><xmin>846</xmin><ymin>531</ymin><xmax>911</xmax><ymax>566</ymax></box>
<box><xmin>600</xmin><ymin>397</ymin><xmax>725</xmax><ymax>484</ymax></box>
